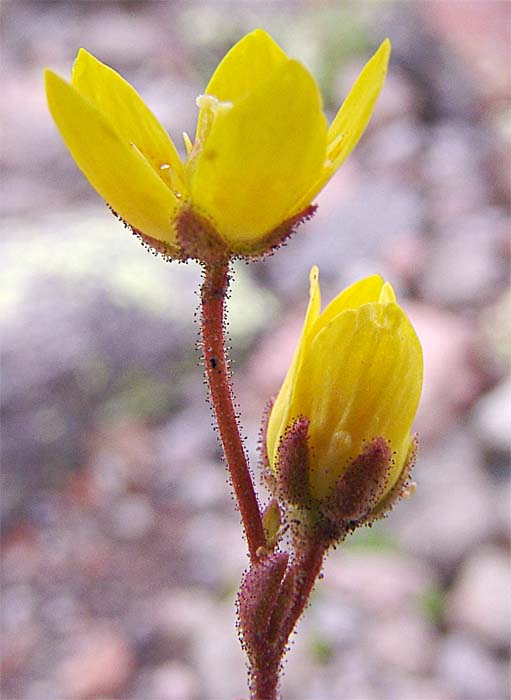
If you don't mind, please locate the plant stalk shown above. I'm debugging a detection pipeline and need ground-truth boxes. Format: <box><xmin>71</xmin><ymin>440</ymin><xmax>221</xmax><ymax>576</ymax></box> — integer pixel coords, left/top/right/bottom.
<box><xmin>200</xmin><ymin>260</ymin><xmax>266</xmax><ymax>563</ymax></box>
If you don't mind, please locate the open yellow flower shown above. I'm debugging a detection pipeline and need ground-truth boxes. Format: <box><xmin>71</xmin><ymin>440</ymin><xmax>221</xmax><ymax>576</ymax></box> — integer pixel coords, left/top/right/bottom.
<box><xmin>45</xmin><ymin>30</ymin><xmax>390</xmax><ymax>259</ymax></box>
<box><xmin>267</xmin><ymin>267</ymin><xmax>423</xmax><ymax>512</ymax></box>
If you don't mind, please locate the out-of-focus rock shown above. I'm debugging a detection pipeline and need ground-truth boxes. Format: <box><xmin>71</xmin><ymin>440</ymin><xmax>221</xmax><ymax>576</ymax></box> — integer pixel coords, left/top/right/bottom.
<box><xmin>364</xmin><ymin>66</ymin><xmax>422</xmax><ymax>123</ymax></box>
<box><xmin>57</xmin><ymin>626</ymin><xmax>134</xmax><ymax>699</ymax></box>
<box><xmin>437</xmin><ymin>633</ymin><xmax>510</xmax><ymax>700</ymax></box>
<box><xmin>2</xmin><ymin>584</ymin><xmax>37</xmax><ymax>635</ymax></box>
<box><xmin>155</xmin><ymin>403</ymin><xmax>217</xmax><ymax>477</ymax></box>
<box><xmin>480</xmin><ymin>287</ymin><xmax>511</xmax><ymax>371</ymax></box>
<box><xmin>471</xmin><ymin>376</ymin><xmax>511</xmax><ymax>454</ymax></box>
<box><xmin>262</xmin><ymin>173</ymin><xmax>424</xmax><ymax>300</ymax></box>
<box><xmin>363</xmin><ymin>117</ymin><xmax>425</xmax><ymax>179</ymax></box>
<box><xmin>323</xmin><ymin>550</ymin><xmax>436</xmax><ymax>613</ymax></box>
<box><xmin>423</xmin><ymin>122</ymin><xmax>492</xmax><ymax>224</ymax></box>
<box><xmin>1</xmin><ymin>527</ymin><xmax>40</xmax><ymax>584</ymax></box>
<box><xmin>409</xmin><ymin>303</ymin><xmax>485</xmax><ymax>443</ymax></box>
<box><xmin>446</xmin><ymin>546</ymin><xmax>511</xmax><ymax>649</ymax></box>
<box><xmin>418</xmin><ymin>209</ymin><xmax>508</xmax><ymax>308</ymax></box>
<box><xmin>89</xmin><ymin>420</ymin><xmax>156</xmax><ymax>502</ymax></box>
<box><xmin>0</xmin><ymin>212</ymin><xmax>273</xmax><ymax>528</ymax></box>
<box><xmin>1</xmin><ymin>625</ymin><xmax>38</xmax><ymax>682</ymax></box>
<box><xmin>382</xmin><ymin>232</ymin><xmax>428</xmax><ymax>288</ymax></box>
<box><xmin>389</xmin><ymin>429</ymin><xmax>494</xmax><ymax>567</ymax></box>
<box><xmin>109</xmin><ymin>494</ymin><xmax>156</xmax><ymax>540</ymax></box>
<box><xmin>183</xmin><ymin>513</ymin><xmax>245</xmax><ymax>589</ymax></box>
<box><xmin>417</xmin><ymin>1</ymin><xmax>511</xmax><ymax>103</ymax></box>
<box><xmin>191</xmin><ymin>595</ymin><xmax>247</xmax><ymax>700</ymax></box>
<box><xmin>364</xmin><ymin>613</ymin><xmax>436</xmax><ymax>674</ymax></box>
<box><xmin>244</xmin><ymin>310</ymin><xmax>303</xmax><ymax>404</ymax></box>
<box><xmin>152</xmin><ymin>588</ymin><xmax>217</xmax><ymax>646</ymax></box>
<box><xmin>493</xmin><ymin>479</ymin><xmax>511</xmax><ymax>541</ymax></box>
<box><xmin>135</xmin><ymin>660</ymin><xmax>201</xmax><ymax>700</ymax></box>
<box><xmin>172</xmin><ymin>458</ymin><xmax>231</xmax><ymax>511</ymax></box>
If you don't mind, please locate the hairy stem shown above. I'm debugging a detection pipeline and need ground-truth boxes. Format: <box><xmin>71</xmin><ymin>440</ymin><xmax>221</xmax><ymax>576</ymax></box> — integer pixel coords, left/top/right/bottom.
<box><xmin>200</xmin><ymin>260</ymin><xmax>266</xmax><ymax>563</ymax></box>
<box><xmin>251</xmin><ymin>535</ymin><xmax>329</xmax><ymax>700</ymax></box>
<box><xmin>278</xmin><ymin>538</ymin><xmax>328</xmax><ymax>650</ymax></box>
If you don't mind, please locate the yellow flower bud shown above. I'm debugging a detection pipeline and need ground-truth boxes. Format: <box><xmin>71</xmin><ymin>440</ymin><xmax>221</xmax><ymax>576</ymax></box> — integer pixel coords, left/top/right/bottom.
<box><xmin>45</xmin><ymin>30</ymin><xmax>390</xmax><ymax>260</ymax></box>
<box><xmin>267</xmin><ymin>268</ymin><xmax>423</xmax><ymax>514</ymax></box>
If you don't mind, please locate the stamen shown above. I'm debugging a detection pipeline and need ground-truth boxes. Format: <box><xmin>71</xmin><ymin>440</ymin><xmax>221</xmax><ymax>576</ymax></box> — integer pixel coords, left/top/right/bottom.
<box><xmin>183</xmin><ymin>131</ymin><xmax>193</xmax><ymax>156</ymax></box>
<box><xmin>196</xmin><ymin>94</ymin><xmax>233</xmax><ymax>113</ymax></box>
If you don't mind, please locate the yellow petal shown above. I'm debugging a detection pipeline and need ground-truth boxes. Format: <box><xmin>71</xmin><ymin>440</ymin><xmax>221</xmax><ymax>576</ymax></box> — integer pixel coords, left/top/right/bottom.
<box><xmin>72</xmin><ymin>49</ymin><xmax>184</xmax><ymax>191</ymax></box>
<box><xmin>204</xmin><ymin>28</ymin><xmax>287</xmax><ymax>107</ymax></box>
<box><xmin>267</xmin><ymin>266</ymin><xmax>321</xmax><ymax>468</ymax></box>
<box><xmin>379</xmin><ymin>281</ymin><xmax>397</xmax><ymax>304</ymax></box>
<box><xmin>189</xmin><ymin>59</ymin><xmax>327</xmax><ymax>246</ymax></box>
<box><xmin>312</xmin><ymin>274</ymin><xmax>384</xmax><ymax>335</ymax></box>
<box><xmin>327</xmin><ymin>39</ymin><xmax>390</xmax><ymax>166</ymax></box>
<box><xmin>289</xmin><ymin>300</ymin><xmax>423</xmax><ymax>499</ymax></box>
<box><xmin>45</xmin><ymin>70</ymin><xmax>180</xmax><ymax>245</ymax></box>
<box><xmin>292</xmin><ymin>39</ymin><xmax>390</xmax><ymax>210</ymax></box>
<box><xmin>195</xmin><ymin>29</ymin><xmax>288</xmax><ymax>141</ymax></box>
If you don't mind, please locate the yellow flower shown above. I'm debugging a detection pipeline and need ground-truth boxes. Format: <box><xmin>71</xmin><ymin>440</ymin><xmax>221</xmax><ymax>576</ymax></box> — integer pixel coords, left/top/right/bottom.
<box><xmin>267</xmin><ymin>267</ymin><xmax>423</xmax><ymax>510</ymax></box>
<box><xmin>45</xmin><ymin>30</ymin><xmax>390</xmax><ymax>259</ymax></box>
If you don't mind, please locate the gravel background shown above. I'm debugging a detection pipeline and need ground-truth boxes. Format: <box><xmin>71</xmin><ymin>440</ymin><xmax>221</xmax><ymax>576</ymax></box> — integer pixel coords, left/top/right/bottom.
<box><xmin>1</xmin><ymin>2</ymin><xmax>510</xmax><ymax>699</ymax></box>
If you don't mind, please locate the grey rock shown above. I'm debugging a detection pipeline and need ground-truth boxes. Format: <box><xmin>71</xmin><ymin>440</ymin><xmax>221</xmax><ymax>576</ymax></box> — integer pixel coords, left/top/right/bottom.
<box><xmin>447</xmin><ymin>546</ymin><xmax>511</xmax><ymax>649</ymax></box>
<box><xmin>322</xmin><ymin>549</ymin><xmax>437</xmax><ymax>613</ymax></box>
<box><xmin>409</xmin><ymin>302</ymin><xmax>484</xmax><ymax>443</ymax></box>
<box><xmin>133</xmin><ymin>661</ymin><xmax>201</xmax><ymax>700</ymax></box>
<box><xmin>363</xmin><ymin>117</ymin><xmax>425</xmax><ymax>177</ymax></box>
<box><xmin>389</xmin><ymin>429</ymin><xmax>493</xmax><ymax>567</ymax></box>
<box><xmin>182</xmin><ymin>513</ymin><xmax>246</xmax><ymax>589</ymax></box>
<box><xmin>363</xmin><ymin>613</ymin><xmax>436</xmax><ymax>674</ymax></box>
<box><xmin>419</xmin><ymin>208</ymin><xmax>509</xmax><ymax>308</ymax></box>
<box><xmin>423</xmin><ymin>122</ymin><xmax>492</xmax><ymax>224</ymax></box>
<box><xmin>437</xmin><ymin>632</ymin><xmax>510</xmax><ymax>700</ymax></box>
<box><xmin>56</xmin><ymin>625</ymin><xmax>135</xmax><ymax>700</ymax></box>
<box><xmin>109</xmin><ymin>494</ymin><xmax>156</xmax><ymax>541</ymax></box>
<box><xmin>471</xmin><ymin>377</ymin><xmax>511</xmax><ymax>453</ymax></box>
<box><xmin>262</xmin><ymin>174</ymin><xmax>424</xmax><ymax>301</ymax></box>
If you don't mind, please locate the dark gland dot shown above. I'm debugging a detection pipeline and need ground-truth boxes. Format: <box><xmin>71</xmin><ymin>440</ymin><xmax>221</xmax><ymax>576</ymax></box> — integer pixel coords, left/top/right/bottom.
<box><xmin>210</xmin><ymin>357</ymin><xmax>217</xmax><ymax>369</ymax></box>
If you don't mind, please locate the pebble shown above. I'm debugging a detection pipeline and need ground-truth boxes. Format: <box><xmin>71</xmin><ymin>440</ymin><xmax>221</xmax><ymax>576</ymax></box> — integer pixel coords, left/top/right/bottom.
<box><xmin>323</xmin><ymin>549</ymin><xmax>436</xmax><ymax>613</ymax></box>
<box><xmin>437</xmin><ymin>632</ymin><xmax>510</xmax><ymax>700</ymax></box>
<box><xmin>447</xmin><ymin>546</ymin><xmax>511</xmax><ymax>649</ymax></box>
<box><xmin>183</xmin><ymin>513</ymin><xmax>246</xmax><ymax>589</ymax></box>
<box><xmin>423</xmin><ymin>122</ymin><xmax>491</xmax><ymax>224</ymax></box>
<box><xmin>364</xmin><ymin>613</ymin><xmax>436</xmax><ymax>674</ymax></box>
<box><xmin>134</xmin><ymin>661</ymin><xmax>201</xmax><ymax>700</ymax></box>
<box><xmin>109</xmin><ymin>493</ymin><xmax>156</xmax><ymax>540</ymax></box>
<box><xmin>191</xmin><ymin>596</ymin><xmax>247</xmax><ymax>700</ymax></box>
<box><xmin>151</xmin><ymin>587</ymin><xmax>217</xmax><ymax>644</ymax></box>
<box><xmin>390</xmin><ymin>429</ymin><xmax>494</xmax><ymax>567</ymax></box>
<box><xmin>418</xmin><ymin>208</ymin><xmax>508</xmax><ymax>308</ymax></box>
<box><xmin>367</xmin><ymin>66</ymin><xmax>421</xmax><ymax>123</ymax></box>
<box><xmin>471</xmin><ymin>376</ymin><xmax>511</xmax><ymax>453</ymax></box>
<box><xmin>57</xmin><ymin>626</ymin><xmax>134</xmax><ymax>699</ymax></box>
<box><xmin>364</xmin><ymin>117</ymin><xmax>425</xmax><ymax>178</ymax></box>
<box><xmin>409</xmin><ymin>303</ymin><xmax>485</xmax><ymax>443</ymax></box>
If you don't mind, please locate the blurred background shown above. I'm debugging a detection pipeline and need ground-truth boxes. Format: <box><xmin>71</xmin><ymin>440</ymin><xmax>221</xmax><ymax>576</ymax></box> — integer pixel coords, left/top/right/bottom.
<box><xmin>1</xmin><ymin>1</ymin><xmax>510</xmax><ymax>699</ymax></box>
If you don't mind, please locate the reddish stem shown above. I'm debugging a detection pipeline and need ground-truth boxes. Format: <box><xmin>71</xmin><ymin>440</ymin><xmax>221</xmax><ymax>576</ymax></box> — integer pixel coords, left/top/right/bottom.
<box><xmin>251</xmin><ymin>535</ymin><xmax>328</xmax><ymax>700</ymax></box>
<box><xmin>278</xmin><ymin>538</ymin><xmax>328</xmax><ymax>650</ymax></box>
<box><xmin>200</xmin><ymin>260</ymin><xmax>266</xmax><ymax>563</ymax></box>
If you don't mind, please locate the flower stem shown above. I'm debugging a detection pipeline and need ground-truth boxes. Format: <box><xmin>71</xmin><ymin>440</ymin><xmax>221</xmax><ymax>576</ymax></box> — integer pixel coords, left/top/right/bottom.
<box><xmin>200</xmin><ymin>260</ymin><xmax>266</xmax><ymax>563</ymax></box>
<box><xmin>278</xmin><ymin>538</ymin><xmax>328</xmax><ymax>649</ymax></box>
<box><xmin>251</xmin><ymin>535</ymin><xmax>328</xmax><ymax>700</ymax></box>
